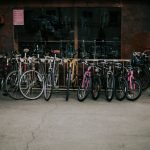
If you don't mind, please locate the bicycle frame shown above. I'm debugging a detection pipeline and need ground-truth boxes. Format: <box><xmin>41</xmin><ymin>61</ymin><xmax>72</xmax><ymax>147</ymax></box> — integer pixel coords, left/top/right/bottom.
<box><xmin>45</xmin><ymin>54</ymin><xmax>59</xmax><ymax>87</ymax></box>
<box><xmin>66</xmin><ymin>58</ymin><xmax>78</xmax><ymax>85</ymax></box>
<box><xmin>77</xmin><ymin>60</ymin><xmax>95</xmax><ymax>101</ymax></box>
<box><xmin>127</xmin><ymin>67</ymin><xmax>135</xmax><ymax>90</ymax></box>
<box><xmin>82</xmin><ymin>66</ymin><xmax>91</xmax><ymax>90</ymax></box>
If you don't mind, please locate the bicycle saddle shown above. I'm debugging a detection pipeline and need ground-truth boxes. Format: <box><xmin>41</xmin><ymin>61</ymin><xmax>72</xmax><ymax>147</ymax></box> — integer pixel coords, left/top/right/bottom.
<box><xmin>24</xmin><ymin>48</ymin><xmax>29</xmax><ymax>53</ymax></box>
<box><xmin>51</xmin><ymin>50</ymin><xmax>60</xmax><ymax>54</ymax></box>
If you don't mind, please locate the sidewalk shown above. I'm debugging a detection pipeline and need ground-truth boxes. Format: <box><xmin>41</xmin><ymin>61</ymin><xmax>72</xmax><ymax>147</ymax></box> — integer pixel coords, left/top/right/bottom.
<box><xmin>0</xmin><ymin>89</ymin><xmax>150</xmax><ymax>150</ymax></box>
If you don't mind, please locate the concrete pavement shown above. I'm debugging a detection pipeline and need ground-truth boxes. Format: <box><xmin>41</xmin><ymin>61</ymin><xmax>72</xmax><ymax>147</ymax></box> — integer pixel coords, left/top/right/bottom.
<box><xmin>0</xmin><ymin>89</ymin><xmax>150</xmax><ymax>150</ymax></box>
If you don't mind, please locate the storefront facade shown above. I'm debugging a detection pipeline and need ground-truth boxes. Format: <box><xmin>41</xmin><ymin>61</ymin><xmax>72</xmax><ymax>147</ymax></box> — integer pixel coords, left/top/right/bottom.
<box><xmin>0</xmin><ymin>0</ymin><xmax>150</xmax><ymax>58</ymax></box>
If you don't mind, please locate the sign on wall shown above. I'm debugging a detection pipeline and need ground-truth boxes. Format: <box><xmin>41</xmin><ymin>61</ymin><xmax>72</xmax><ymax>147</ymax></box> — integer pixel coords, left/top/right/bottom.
<box><xmin>13</xmin><ymin>9</ymin><xmax>24</xmax><ymax>25</ymax></box>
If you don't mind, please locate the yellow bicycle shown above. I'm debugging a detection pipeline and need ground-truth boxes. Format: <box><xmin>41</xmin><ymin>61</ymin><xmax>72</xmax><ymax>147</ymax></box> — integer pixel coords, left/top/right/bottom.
<box><xmin>65</xmin><ymin>58</ymin><xmax>78</xmax><ymax>101</ymax></box>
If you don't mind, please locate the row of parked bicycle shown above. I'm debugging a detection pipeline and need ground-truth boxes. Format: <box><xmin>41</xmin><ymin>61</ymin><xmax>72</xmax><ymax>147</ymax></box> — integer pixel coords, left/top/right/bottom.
<box><xmin>77</xmin><ymin>50</ymin><xmax>150</xmax><ymax>102</ymax></box>
<box><xmin>0</xmin><ymin>49</ymin><xmax>150</xmax><ymax>102</ymax></box>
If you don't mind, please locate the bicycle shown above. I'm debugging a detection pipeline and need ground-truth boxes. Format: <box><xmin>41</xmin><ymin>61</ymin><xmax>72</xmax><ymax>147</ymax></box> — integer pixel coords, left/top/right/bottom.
<box><xmin>125</xmin><ymin>65</ymin><xmax>142</xmax><ymax>101</ymax></box>
<box><xmin>103</xmin><ymin>61</ymin><xmax>115</xmax><ymax>102</ymax></box>
<box><xmin>91</xmin><ymin>60</ymin><xmax>127</xmax><ymax>101</ymax></box>
<box><xmin>77</xmin><ymin>59</ymin><xmax>95</xmax><ymax>102</ymax></box>
<box><xmin>131</xmin><ymin>51</ymin><xmax>149</xmax><ymax>90</ymax></box>
<box><xmin>114</xmin><ymin>62</ymin><xmax>127</xmax><ymax>101</ymax></box>
<box><xmin>65</xmin><ymin>57</ymin><xmax>78</xmax><ymax>101</ymax></box>
<box><xmin>90</xmin><ymin>61</ymin><xmax>104</xmax><ymax>100</ymax></box>
<box><xmin>19</xmin><ymin>52</ymin><xmax>44</xmax><ymax>100</ymax></box>
<box><xmin>5</xmin><ymin>49</ymin><xmax>29</xmax><ymax>100</ymax></box>
<box><xmin>44</xmin><ymin>50</ymin><xmax>61</xmax><ymax>101</ymax></box>
<box><xmin>19</xmin><ymin>49</ymin><xmax>60</xmax><ymax>100</ymax></box>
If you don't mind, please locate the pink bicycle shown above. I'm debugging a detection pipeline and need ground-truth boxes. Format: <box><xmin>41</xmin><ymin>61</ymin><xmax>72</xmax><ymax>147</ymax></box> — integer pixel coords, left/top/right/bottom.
<box><xmin>125</xmin><ymin>65</ymin><xmax>142</xmax><ymax>101</ymax></box>
<box><xmin>77</xmin><ymin>60</ymin><xmax>98</xmax><ymax>102</ymax></box>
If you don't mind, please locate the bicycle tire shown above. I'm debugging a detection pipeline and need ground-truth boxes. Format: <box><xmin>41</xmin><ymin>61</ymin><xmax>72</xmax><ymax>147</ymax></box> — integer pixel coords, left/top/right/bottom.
<box><xmin>115</xmin><ymin>77</ymin><xmax>126</xmax><ymax>101</ymax></box>
<box><xmin>53</xmin><ymin>62</ymin><xmax>59</xmax><ymax>87</ymax></box>
<box><xmin>77</xmin><ymin>77</ymin><xmax>90</xmax><ymax>102</ymax></box>
<box><xmin>44</xmin><ymin>73</ymin><xmax>53</xmax><ymax>101</ymax></box>
<box><xmin>126</xmin><ymin>79</ymin><xmax>142</xmax><ymax>101</ymax></box>
<box><xmin>91</xmin><ymin>76</ymin><xmax>101</xmax><ymax>100</ymax></box>
<box><xmin>66</xmin><ymin>69</ymin><xmax>71</xmax><ymax>101</ymax></box>
<box><xmin>5</xmin><ymin>70</ymin><xmax>24</xmax><ymax>100</ymax></box>
<box><xmin>0</xmin><ymin>78</ymin><xmax>4</xmax><ymax>91</ymax></box>
<box><xmin>105</xmin><ymin>74</ymin><xmax>115</xmax><ymax>102</ymax></box>
<box><xmin>19</xmin><ymin>70</ymin><xmax>44</xmax><ymax>100</ymax></box>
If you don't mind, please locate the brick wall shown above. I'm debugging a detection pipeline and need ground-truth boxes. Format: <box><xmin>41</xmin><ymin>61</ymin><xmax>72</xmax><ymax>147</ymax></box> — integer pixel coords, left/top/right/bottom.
<box><xmin>0</xmin><ymin>6</ymin><xmax>14</xmax><ymax>54</ymax></box>
<box><xmin>121</xmin><ymin>2</ymin><xmax>150</xmax><ymax>58</ymax></box>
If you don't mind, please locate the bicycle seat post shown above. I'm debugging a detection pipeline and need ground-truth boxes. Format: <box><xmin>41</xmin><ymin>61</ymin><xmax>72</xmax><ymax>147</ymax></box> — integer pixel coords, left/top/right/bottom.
<box><xmin>24</xmin><ymin>48</ymin><xmax>29</xmax><ymax>64</ymax></box>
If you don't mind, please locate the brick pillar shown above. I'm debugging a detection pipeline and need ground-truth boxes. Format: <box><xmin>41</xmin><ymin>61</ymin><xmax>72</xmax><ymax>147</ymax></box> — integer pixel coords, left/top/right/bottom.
<box><xmin>0</xmin><ymin>6</ymin><xmax>14</xmax><ymax>54</ymax></box>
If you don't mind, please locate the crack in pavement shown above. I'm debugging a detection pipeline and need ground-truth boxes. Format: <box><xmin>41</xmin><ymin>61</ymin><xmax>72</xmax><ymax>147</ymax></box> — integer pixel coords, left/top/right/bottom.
<box><xmin>24</xmin><ymin>102</ymin><xmax>57</xmax><ymax>150</ymax></box>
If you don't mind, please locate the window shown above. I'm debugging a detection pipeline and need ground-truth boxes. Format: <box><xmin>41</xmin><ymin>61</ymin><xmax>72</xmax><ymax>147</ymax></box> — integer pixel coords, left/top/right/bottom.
<box><xmin>14</xmin><ymin>7</ymin><xmax>121</xmax><ymax>59</ymax></box>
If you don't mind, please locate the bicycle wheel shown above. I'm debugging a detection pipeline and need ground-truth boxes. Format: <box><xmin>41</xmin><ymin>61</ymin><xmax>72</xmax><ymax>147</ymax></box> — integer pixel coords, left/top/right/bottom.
<box><xmin>0</xmin><ymin>78</ymin><xmax>4</xmax><ymax>91</ymax></box>
<box><xmin>44</xmin><ymin>73</ymin><xmax>53</xmax><ymax>101</ymax></box>
<box><xmin>126</xmin><ymin>79</ymin><xmax>142</xmax><ymax>101</ymax></box>
<box><xmin>115</xmin><ymin>77</ymin><xmax>126</xmax><ymax>101</ymax></box>
<box><xmin>5</xmin><ymin>70</ymin><xmax>24</xmax><ymax>100</ymax></box>
<box><xmin>19</xmin><ymin>70</ymin><xmax>44</xmax><ymax>100</ymax></box>
<box><xmin>1</xmin><ymin>78</ymin><xmax>8</xmax><ymax>96</ymax></box>
<box><xmin>66</xmin><ymin>69</ymin><xmax>71</xmax><ymax>101</ymax></box>
<box><xmin>91</xmin><ymin>76</ymin><xmax>101</xmax><ymax>100</ymax></box>
<box><xmin>54</xmin><ymin>62</ymin><xmax>59</xmax><ymax>87</ymax></box>
<box><xmin>105</xmin><ymin>74</ymin><xmax>115</xmax><ymax>102</ymax></box>
<box><xmin>77</xmin><ymin>77</ymin><xmax>90</xmax><ymax>102</ymax></box>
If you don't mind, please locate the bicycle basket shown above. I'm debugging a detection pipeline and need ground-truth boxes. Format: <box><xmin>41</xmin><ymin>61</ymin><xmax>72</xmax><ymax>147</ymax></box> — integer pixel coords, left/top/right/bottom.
<box><xmin>131</xmin><ymin>53</ymin><xmax>145</xmax><ymax>66</ymax></box>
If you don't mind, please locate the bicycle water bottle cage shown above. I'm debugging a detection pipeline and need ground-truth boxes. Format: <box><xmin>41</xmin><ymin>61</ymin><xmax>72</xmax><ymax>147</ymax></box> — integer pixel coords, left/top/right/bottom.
<box><xmin>24</xmin><ymin>48</ymin><xmax>29</xmax><ymax>53</ymax></box>
<box><xmin>51</xmin><ymin>50</ymin><xmax>60</xmax><ymax>54</ymax></box>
